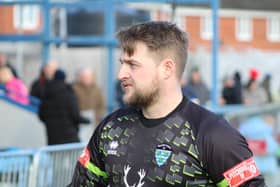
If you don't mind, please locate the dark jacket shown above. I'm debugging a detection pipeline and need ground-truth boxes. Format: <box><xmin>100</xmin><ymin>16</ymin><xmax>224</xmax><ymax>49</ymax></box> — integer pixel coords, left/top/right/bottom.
<box><xmin>39</xmin><ymin>80</ymin><xmax>82</xmax><ymax>145</ymax></box>
<box><xmin>222</xmin><ymin>86</ymin><xmax>237</xmax><ymax>104</ymax></box>
<box><xmin>30</xmin><ymin>71</ymin><xmax>48</xmax><ymax>100</ymax></box>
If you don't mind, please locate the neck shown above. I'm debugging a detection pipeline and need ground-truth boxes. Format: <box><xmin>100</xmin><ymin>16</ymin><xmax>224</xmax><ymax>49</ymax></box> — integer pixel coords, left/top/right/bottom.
<box><xmin>142</xmin><ymin>85</ymin><xmax>183</xmax><ymax>119</ymax></box>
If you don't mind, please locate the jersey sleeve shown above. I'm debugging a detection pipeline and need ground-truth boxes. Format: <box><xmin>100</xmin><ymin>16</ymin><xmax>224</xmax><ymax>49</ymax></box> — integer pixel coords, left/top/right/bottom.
<box><xmin>198</xmin><ymin>118</ymin><xmax>266</xmax><ymax>187</ymax></box>
<box><xmin>68</xmin><ymin>122</ymin><xmax>108</xmax><ymax>187</ymax></box>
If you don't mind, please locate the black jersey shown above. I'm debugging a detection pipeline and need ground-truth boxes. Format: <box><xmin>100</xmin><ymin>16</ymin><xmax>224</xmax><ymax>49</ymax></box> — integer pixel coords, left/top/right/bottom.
<box><xmin>69</xmin><ymin>97</ymin><xmax>265</xmax><ymax>187</ymax></box>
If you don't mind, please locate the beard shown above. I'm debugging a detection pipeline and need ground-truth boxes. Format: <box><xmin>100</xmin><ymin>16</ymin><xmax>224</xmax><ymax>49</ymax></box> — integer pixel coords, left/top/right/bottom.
<box><xmin>123</xmin><ymin>78</ymin><xmax>159</xmax><ymax>108</ymax></box>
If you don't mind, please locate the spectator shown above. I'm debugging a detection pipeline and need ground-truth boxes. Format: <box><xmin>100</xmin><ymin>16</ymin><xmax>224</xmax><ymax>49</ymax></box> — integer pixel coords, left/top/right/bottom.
<box><xmin>39</xmin><ymin>69</ymin><xmax>89</xmax><ymax>145</ymax></box>
<box><xmin>0</xmin><ymin>53</ymin><xmax>18</xmax><ymax>78</ymax></box>
<box><xmin>30</xmin><ymin>60</ymin><xmax>58</xmax><ymax>99</ymax></box>
<box><xmin>0</xmin><ymin>67</ymin><xmax>29</xmax><ymax>105</ymax></box>
<box><xmin>220</xmin><ymin>75</ymin><xmax>236</xmax><ymax>105</ymax></box>
<box><xmin>182</xmin><ymin>67</ymin><xmax>210</xmax><ymax>105</ymax></box>
<box><xmin>243</xmin><ymin>68</ymin><xmax>268</xmax><ymax>105</ymax></box>
<box><xmin>239</xmin><ymin>115</ymin><xmax>279</xmax><ymax>187</ymax></box>
<box><xmin>73</xmin><ymin>68</ymin><xmax>105</xmax><ymax>127</ymax></box>
<box><xmin>233</xmin><ymin>71</ymin><xmax>243</xmax><ymax>104</ymax></box>
<box><xmin>220</xmin><ymin>72</ymin><xmax>243</xmax><ymax>105</ymax></box>
<box><xmin>261</xmin><ymin>74</ymin><xmax>273</xmax><ymax>103</ymax></box>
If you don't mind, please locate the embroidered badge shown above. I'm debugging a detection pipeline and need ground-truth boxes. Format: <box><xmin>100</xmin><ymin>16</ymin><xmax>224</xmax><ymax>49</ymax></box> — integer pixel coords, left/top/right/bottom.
<box><xmin>155</xmin><ymin>144</ymin><xmax>172</xmax><ymax>166</ymax></box>
<box><xmin>223</xmin><ymin>157</ymin><xmax>260</xmax><ymax>187</ymax></box>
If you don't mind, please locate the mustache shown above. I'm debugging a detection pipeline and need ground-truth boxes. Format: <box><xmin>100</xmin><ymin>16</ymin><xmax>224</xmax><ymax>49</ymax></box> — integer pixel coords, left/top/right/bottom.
<box><xmin>120</xmin><ymin>80</ymin><xmax>133</xmax><ymax>89</ymax></box>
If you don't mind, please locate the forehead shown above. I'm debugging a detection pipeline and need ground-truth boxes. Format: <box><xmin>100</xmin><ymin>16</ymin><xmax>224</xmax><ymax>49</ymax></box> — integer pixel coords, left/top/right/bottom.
<box><xmin>120</xmin><ymin>42</ymin><xmax>154</xmax><ymax>61</ymax></box>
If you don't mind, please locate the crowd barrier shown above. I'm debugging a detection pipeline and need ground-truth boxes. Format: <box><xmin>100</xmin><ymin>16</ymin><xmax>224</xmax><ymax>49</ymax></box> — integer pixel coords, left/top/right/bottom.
<box><xmin>0</xmin><ymin>149</ymin><xmax>35</xmax><ymax>187</ymax></box>
<box><xmin>0</xmin><ymin>143</ymin><xmax>85</xmax><ymax>187</ymax></box>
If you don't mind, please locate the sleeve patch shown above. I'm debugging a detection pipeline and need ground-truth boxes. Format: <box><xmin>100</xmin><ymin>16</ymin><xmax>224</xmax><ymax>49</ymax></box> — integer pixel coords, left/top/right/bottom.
<box><xmin>79</xmin><ymin>147</ymin><xmax>90</xmax><ymax>166</ymax></box>
<box><xmin>223</xmin><ymin>157</ymin><xmax>260</xmax><ymax>187</ymax></box>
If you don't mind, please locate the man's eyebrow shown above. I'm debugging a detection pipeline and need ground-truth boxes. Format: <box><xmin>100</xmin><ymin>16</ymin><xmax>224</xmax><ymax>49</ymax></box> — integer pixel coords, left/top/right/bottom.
<box><xmin>119</xmin><ymin>59</ymin><xmax>140</xmax><ymax>64</ymax></box>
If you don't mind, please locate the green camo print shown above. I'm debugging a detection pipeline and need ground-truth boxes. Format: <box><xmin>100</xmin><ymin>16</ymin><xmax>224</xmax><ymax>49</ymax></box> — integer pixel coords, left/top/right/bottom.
<box><xmin>98</xmin><ymin>114</ymin><xmax>215</xmax><ymax>186</ymax></box>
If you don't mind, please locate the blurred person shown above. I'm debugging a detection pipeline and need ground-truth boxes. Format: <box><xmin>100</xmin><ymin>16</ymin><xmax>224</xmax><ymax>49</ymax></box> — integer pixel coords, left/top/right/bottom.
<box><xmin>243</xmin><ymin>68</ymin><xmax>268</xmax><ymax>105</ymax></box>
<box><xmin>0</xmin><ymin>66</ymin><xmax>29</xmax><ymax>105</ymax></box>
<box><xmin>233</xmin><ymin>71</ymin><xmax>243</xmax><ymax>104</ymax></box>
<box><xmin>69</xmin><ymin>21</ymin><xmax>265</xmax><ymax>186</ymax></box>
<box><xmin>182</xmin><ymin>66</ymin><xmax>210</xmax><ymax>105</ymax></box>
<box><xmin>239</xmin><ymin>115</ymin><xmax>280</xmax><ymax>187</ymax></box>
<box><xmin>220</xmin><ymin>75</ymin><xmax>235</xmax><ymax>105</ymax></box>
<box><xmin>0</xmin><ymin>53</ymin><xmax>18</xmax><ymax>78</ymax></box>
<box><xmin>181</xmin><ymin>78</ymin><xmax>200</xmax><ymax>104</ymax></box>
<box><xmin>220</xmin><ymin>72</ymin><xmax>243</xmax><ymax>105</ymax></box>
<box><xmin>39</xmin><ymin>69</ymin><xmax>89</xmax><ymax>145</ymax></box>
<box><xmin>30</xmin><ymin>60</ymin><xmax>58</xmax><ymax>100</ymax></box>
<box><xmin>261</xmin><ymin>74</ymin><xmax>273</xmax><ymax>103</ymax></box>
<box><xmin>73</xmin><ymin>68</ymin><xmax>105</xmax><ymax>141</ymax></box>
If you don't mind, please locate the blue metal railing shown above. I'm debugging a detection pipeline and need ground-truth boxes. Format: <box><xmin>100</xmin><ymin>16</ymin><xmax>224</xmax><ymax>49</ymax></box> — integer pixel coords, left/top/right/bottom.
<box><xmin>0</xmin><ymin>142</ymin><xmax>86</xmax><ymax>187</ymax></box>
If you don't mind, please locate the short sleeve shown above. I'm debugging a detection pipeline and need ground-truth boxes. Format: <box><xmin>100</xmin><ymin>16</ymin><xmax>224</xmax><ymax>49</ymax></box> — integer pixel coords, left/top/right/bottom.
<box><xmin>197</xmin><ymin>118</ymin><xmax>265</xmax><ymax>186</ymax></box>
<box><xmin>68</xmin><ymin>122</ymin><xmax>108</xmax><ymax>187</ymax></box>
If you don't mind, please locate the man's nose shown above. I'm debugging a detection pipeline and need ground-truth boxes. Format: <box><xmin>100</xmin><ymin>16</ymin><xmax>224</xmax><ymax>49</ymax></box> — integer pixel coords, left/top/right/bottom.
<box><xmin>117</xmin><ymin>65</ymin><xmax>129</xmax><ymax>80</ymax></box>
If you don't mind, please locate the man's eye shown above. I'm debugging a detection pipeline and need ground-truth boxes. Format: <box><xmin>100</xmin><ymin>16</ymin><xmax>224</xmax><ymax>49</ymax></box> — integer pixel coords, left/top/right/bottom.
<box><xmin>129</xmin><ymin>63</ymin><xmax>137</xmax><ymax>68</ymax></box>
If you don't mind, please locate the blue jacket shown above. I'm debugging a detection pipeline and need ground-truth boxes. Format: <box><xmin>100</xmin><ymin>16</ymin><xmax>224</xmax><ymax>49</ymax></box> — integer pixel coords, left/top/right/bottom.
<box><xmin>239</xmin><ymin>116</ymin><xmax>279</xmax><ymax>173</ymax></box>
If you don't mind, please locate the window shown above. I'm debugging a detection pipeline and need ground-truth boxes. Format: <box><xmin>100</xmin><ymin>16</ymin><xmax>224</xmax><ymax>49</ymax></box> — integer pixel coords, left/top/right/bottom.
<box><xmin>235</xmin><ymin>17</ymin><xmax>252</xmax><ymax>41</ymax></box>
<box><xmin>13</xmin><ymin>5</ymin><xmax>40</xmax><ymax>30</ymax></box>
<box><xmin>267</xmin><ymin>16</ymin><xmax>280</xmax><ymax>42</ymax></box>
<box><xmin>201</xmin><ymin>15</ymin><xmax>212</xmax><ymax>40</ymax></box>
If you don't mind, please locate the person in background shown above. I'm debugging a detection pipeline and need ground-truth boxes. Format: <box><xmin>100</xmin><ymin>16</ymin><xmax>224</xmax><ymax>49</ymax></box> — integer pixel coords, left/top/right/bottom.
<box><xmin>261</xmin><ymin>74</ymin><xmax>273</xmax><ymax>103</ymax></box>
<box><xmin>239</xmin><ymin>115</ymin><xmax>279</xmax><ymax>187</ymax></box>
<box><xmin>39</xmin><ymin>69</ymin><xmax>89</xmax><ymax>145</ymax></box>
<box><xmin>220</xmin><ymin>75</ymin><xmax>235</xmax><ymax>105</ymax></box>
<box><xmin>220</xmin><ymin>72</ymin><xmax>243</xmax><ymax>105</ymax></box>
<box><xmin>0</xmin><ymin>66</ymin><xmax>29</xmax><ymax>105</ymax></box>
<box><xmin>182</xmin><ymin>67</ymin><xmax>210</xmax><ymax>105</ymax></box>
<box><xmin>30</xmin><ymin>60</ymin><xmax>58</xmax><ymax>99</ymax></box>
<box><xmin>73</xmin><ymin>68</ymin><xmax>105</xmax><ymax>127</ymax></box>
<box><xmin>243</xmin><ymin>68</ymin><xmax>268</xmax><ymax>105</ymax></box>
<box><xmin>233</xmin><ymin>71</ymin><xmax>243</xmax><ymax>104</ymax></box>
<box><xmin>0</xmin><ymin>53</ymin><xmax>18</xmax><ymax>78</ymax></box>
<box><xmin>69</xmin><ymin>21</ymin><xmax>265</xmax><ymax>187</ymax></box>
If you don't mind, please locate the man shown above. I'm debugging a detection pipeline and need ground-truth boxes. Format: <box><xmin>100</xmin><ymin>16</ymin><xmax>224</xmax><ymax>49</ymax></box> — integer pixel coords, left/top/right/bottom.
<box><xmin>0</xmin><ymin>66</ymin><xmax>29</xmax><ymax>104</ymax></box>
<box><xmin>69</xmin><ymin>21</ymin><xmax>266</xmax><ymax>186</ymax></box>
<box><xmin>0</xmin><ymin>53</ymin><xmax>18</xmax><ymax>78</ymax></box>
<box><xmin>182</xmin><ymin>67</ymin><xmax>210</xmax><ymax>105</ymax></box>
<box><xmin>73</xmin><ymin>68</ymin><xmax>105</xmax><ymax>126</ymax></box>
<box><xmin>30</xmin><ymin>60</ymin><xmax>58</xmax><ymax>99</ymax></box>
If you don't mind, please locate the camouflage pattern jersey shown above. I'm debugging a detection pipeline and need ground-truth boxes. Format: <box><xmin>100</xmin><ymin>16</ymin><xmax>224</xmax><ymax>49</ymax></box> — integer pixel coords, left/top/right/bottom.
<box><xmin>68</xmin><ymin>97</ymin><xmax>265</xmax><ymax>187</ymax></box>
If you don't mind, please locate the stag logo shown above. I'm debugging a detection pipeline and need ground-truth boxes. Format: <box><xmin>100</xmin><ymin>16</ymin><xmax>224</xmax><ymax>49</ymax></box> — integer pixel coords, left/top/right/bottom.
<box><xmin>123</xmin><ymin>165</ymin><xmax>146</xmax><ymax>187</ymax></box>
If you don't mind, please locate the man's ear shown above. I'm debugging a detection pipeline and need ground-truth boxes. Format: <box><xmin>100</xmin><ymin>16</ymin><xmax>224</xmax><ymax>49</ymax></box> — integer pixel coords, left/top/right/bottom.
<box><xmin>161</xmin><ymin>58</ymin><xmax>175</xmax><ymax>79</ymax></box>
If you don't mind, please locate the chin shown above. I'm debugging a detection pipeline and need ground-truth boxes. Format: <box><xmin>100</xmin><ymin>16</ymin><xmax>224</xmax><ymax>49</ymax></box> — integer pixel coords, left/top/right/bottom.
<box><xmin>123</xmin><ymin>94</ymin><xmax>137</xmax><ymax>106</ymax></box>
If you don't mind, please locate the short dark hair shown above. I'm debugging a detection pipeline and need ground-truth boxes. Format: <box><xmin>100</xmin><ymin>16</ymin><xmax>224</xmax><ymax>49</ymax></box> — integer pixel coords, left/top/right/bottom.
<box><xmin>116</xmin><ymin>21</ymin><xmax>189</xmax><ymax>79</ymax></box>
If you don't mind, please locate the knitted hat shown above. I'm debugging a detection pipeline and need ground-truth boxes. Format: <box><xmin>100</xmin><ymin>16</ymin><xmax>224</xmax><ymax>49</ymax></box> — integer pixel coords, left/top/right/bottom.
<box><xmin>54</xmin><ymin>69</ymin><xmax>66</xmax><ymax>80</ymax></box>
<box><xmin>249</xmin><ymin>68</ymin><xmax>259</xmax><ymax>80</ymax></box>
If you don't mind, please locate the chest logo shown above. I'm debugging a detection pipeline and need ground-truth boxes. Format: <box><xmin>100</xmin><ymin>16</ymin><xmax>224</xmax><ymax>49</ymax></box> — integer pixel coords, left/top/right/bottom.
<box><xmin>108</xmin><ymin>141</ymin><xmax>119</xmax><ymax>155</ymax></box>
<box><xmin>155</xmin><ymin>144</ymin><xmax>172</xmax><ymax>167</ymax></box>
<box><xmin>123</xmin><ymin>165</ymin><xmax>146</xmax><ymax>187</ymax></box>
